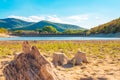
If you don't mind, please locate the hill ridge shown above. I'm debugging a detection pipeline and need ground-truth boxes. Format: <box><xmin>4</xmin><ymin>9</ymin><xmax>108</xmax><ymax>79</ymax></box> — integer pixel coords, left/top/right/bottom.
<box><xmin>0</xmin><ymin>18</ymin><xmax>84</xmax><ymax>32</ymax></box>
<box><xmin>87</xmin><ymin>18</ymin><xmax>120</xmax><ymax>34</ymax></box>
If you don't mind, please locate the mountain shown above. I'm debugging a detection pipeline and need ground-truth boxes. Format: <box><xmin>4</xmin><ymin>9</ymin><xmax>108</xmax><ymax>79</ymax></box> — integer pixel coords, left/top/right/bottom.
<box><xmin>0</xmin><ymin>18</ymin><xmax>85</xmax><ymax>32</ymax></box>
<box><xmin>0</xmin><ymin>18</ymin><xmax>34</xmax><ymax>30</ymax></box>
<box><xmin>87</xmin><ymin>18</ymin><xmax>120</xmax><ymax>34</ymax></box>
<box><xmin>19</xmin><ymin>20</ymin><xmax>85</xmax><ymax>32</ymax></box>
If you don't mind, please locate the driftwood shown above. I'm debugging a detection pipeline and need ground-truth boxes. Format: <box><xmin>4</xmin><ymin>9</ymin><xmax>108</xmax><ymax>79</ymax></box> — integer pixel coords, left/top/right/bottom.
<box><xmin>52</xmin><ymin>52</ymin><xmax>69</xmax><ymax>67</ymax></box>
<box><xmin>70</xmin><ymin>51</ymin><xmax>88</xmax><ymax>65</ymax></box>
<box><xmin>3</xmin><ymin>41</ymin><xmax>62</xmax><ymax>80</ymax></box>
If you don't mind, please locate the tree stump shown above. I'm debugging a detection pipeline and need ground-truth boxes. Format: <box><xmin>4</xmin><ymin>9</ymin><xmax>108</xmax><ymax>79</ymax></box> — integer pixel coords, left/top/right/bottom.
<box><xmin>70</xmin><ymin>51</ymin><xmax>88</xmax><ymax>65</ymax></box>
<box><xmin>52</xmin><ymin>52</ymin><xmax>69</xmax><ymax>67</ymax></box>
<box><xmin>3</xmin><ymin>41</ymin><xmax>62</xmax><ymax>80</ymax></box>
<box><xmin>22</xmin><ymin>41</ymin><xmax>31</xmax><ymax>54</ymax></box>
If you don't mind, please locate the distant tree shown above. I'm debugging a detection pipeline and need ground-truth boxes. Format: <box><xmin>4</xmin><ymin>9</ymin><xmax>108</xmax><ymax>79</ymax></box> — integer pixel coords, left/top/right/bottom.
<box><xmin>87</xmin><ymin>18</ymin><xmax>120</xmax><ymax>35</ymax></box>
<box><xmin>0</xmin><ymin>28</ymin><xmax>8</xmax><ymax>33</ymax></box>
<box><xmin>63</xmin><ymin>29</ymin><xmax>85</xmax><ymax>34</ymax></box>
<box><xmin>36</xmin><ymin>28</ymin><xmax>42</xmax><ymax>34</ymax></box>
<box><xmin>63</xmin><ymin>29</ymin><xmax>73</xmax><ymax>34</ymax></box>
<box><xmin>86</xmin><ymin>31</ymin><xmax>91</xmax><ymax>35</ymax></box>
<box><xmin>42</xmin><ymin>26</ymin><xmax>58</xmax><ymax>33</ymax></box>
<box><xmin>13</xmin><ymin>30</ymin><xmax>23</xmax><ymax>34</ymax></box>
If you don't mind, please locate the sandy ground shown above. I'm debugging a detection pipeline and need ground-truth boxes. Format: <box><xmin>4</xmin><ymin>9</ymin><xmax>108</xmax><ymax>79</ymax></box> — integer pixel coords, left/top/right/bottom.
<box><xmin>0</xmin><ymin>54</ymin><xmax>120</xmax><ymax>80</ymax></box>
<box><xmin>0</xmin><ymin>56</ymin><xmax>13</xmax><ymax>80</ymax></box>
<box><xmin>0</xmin><ymin>40</ymin><xmax>120</xmax><ymax>80</ymax></box>
<box><xmin>0</xmin><ymin>34</ymin><xmax>11</xmax><ymax>37</ymax></box>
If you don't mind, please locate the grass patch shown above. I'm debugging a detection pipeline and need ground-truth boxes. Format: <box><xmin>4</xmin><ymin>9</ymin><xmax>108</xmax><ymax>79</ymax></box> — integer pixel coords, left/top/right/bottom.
<box><xmin>0</xmin><ymin>40</ymin><xmax>120</xmax><ymax>60</ymax></box>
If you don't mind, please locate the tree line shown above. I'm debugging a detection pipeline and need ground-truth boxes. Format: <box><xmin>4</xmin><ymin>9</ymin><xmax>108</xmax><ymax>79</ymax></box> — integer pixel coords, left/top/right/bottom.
<box><xmin>12</xmin><ymin>26</ymin><xmax>86</xmax><ymax>35</ymax></box>
<box><xmin>1</xmin><ymin>17</ymin><xmax>120</xmax><ymax>35</ymax></box>
<box><xmin>86</xmin><ymin>18</ymin><xmax>120</xmax><ymax>35</ymax></box>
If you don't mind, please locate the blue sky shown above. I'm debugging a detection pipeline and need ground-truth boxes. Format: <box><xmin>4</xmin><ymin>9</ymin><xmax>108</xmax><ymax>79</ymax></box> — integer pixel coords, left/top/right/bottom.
<box><xmin>0</xmin><ymin>0</ymin><xmax>120</xmax><ymax>29</ymax></box>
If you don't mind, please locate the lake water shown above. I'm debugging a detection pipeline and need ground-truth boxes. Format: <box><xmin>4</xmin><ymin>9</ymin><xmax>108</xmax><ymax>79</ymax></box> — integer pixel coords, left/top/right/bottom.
<box><xmin>0</xmin><ymin>37</ymin><xmax>120</xmax><ymax>40</ymax></box>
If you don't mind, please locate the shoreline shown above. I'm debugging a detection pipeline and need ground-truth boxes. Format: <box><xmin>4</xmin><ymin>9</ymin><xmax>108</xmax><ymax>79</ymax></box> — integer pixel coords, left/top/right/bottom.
<box><xmin>0</xmin><ymin>33</ymin><xmax>120</xmax><ymax>38</ymax></box>
<box><xmin>8</xmin><ymin>32</ymin><xmax>120</xmax><ymax>38</ymax></box>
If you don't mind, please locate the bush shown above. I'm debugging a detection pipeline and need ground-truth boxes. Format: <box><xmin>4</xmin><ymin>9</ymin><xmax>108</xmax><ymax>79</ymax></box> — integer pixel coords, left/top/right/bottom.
<box><xmin>42</xmin><ymin>26</ymin><xmax>58</xmax><ymax>33</ymax></box>
<box><xmin>0</xmin><ymin>28</ymin><xmax>8</xmax><ymax>33</ymax></box>
<box><xmin>63</xmin><ymin>29</ymin><xmax>84</xmax><ymax>34</ymax></box>
<box><xmin>13</xmin><ymin>30</ymin><xmax>23</xmax><ymax>34</ymax></box>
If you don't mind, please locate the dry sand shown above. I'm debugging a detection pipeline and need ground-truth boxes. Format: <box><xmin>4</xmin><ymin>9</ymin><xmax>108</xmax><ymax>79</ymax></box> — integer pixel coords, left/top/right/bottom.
<box><xmin>0</xmin><ymin>34</ymin><xmax>10</xmax><ymax>37</ymax></box>
<box><xmin>0</xmin><ymin>54</ymin><xmax>120</xmax><ymax>80</ymax></box>
<box><xmin>0</xmin><ymin>41</ymin><xmax>120</xmax><ymax>80</ymax></box>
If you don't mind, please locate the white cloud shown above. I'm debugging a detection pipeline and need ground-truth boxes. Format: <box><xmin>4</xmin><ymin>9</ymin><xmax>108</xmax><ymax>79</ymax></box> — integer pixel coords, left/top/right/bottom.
<box><xmin>95</xmin><ymin>16</ymin><xmax>100</xmax><ymax>19</ymax></box>
<box><xmin>8</xmin><ymin>14</ymin><xmax>109</xmax><ymax>29</ymax></box>
<box><xmin>68</xmin><ymin>15</ymin><xmax>89</xmax><ymax>22</ymax></box>
<box><xmin>8</xmin><ymin>15</ymin><xmax>90</xmax><ymax>28</ymax></box>
<box><xmin>8</xmin><ymin>15</ymin><xmax>64</xmax><ymax>23</ymax></box>
<box><xmin>8</xmin><ymin>15</ymin><xmax>45</xmax><ymax>22</ymax></box>
<box><xmin>47</xmin><ymin>15</ymin><xmax>63</xmax><ymax>23</ymax></box>
<box><xmin>29</xmin><ymin>16</ymin><xmax>45</xmax><ymax>22</ymax></box>
<box><xmin>8</xmin><ymin>15</ymin><xmax>89</xmax><ymax>23</ymax></box>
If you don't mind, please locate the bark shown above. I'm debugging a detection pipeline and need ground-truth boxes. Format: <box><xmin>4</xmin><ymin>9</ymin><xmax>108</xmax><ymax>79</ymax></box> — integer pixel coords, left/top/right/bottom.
<box><xmin>52</xmin><ymin>52</ymin><xmax>69</xmax><ymax>67</ymax></box>
<box><xmin>3</xmin><ymin>41</ymin><xmax>62</xmax><ymax>80</ymax></box>
<box><xmin>70</xmin><ymin>51</ymin><xmax>88</xmax><ymax>65</ymax></box>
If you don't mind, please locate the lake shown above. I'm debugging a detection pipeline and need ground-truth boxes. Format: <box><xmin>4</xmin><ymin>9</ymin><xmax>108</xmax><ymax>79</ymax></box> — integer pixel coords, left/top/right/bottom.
<box><xmin>0</xmin><ymin>37</ymin><xmax>120</xmax><ymax>40</ymax></box>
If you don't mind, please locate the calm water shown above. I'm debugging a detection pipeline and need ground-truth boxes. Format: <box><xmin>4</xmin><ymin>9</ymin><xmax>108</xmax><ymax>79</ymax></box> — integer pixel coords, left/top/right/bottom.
<box><xmin>0</xmin><ymin>37</ymin><xmax>120</xmax><ymax>40</ymax></box>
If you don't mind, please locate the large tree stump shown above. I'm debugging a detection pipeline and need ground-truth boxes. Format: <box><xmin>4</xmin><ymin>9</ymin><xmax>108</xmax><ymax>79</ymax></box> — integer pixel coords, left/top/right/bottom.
<box><xmin>52</xmin><ymin>52</ymin><xmax>69</xmax><ymax>67</ymax></box>
<box><xmin>70</xmin><ymin>51</ymin><xmax>88</xmax><ymax>65</ymax></box>
<box><xmin>3</xmin><ymin>41</ymin><xmax>62</xmax><ymax>80</ymax></box>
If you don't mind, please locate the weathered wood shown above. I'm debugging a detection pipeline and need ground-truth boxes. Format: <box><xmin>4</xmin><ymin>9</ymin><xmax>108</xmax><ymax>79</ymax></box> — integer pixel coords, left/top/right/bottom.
<box><xmin>52</xmin><ymin>52</ymin><xmax>69</xmax><ymax>67</ymax></box>
<box><xmin>70</xmin><ymin>51</ymin><xmax>88</xmax><ymax>65</ymax></box>
<box><xmin>3</xmin><ymin>41</ymin><xmax>62</xmax><ymax>80</ymax></box>
<box><xmin>22</xmin><ymin>41</ymin><xmax>31</xmax><ymax>54</ymax></box>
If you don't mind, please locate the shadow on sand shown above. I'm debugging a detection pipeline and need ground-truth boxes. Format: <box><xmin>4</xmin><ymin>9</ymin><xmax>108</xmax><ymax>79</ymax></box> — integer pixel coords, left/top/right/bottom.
<box><xmin>80</xmin><ymin>77</ymin><xmax>107</xmax><ymax>80</ymax></box>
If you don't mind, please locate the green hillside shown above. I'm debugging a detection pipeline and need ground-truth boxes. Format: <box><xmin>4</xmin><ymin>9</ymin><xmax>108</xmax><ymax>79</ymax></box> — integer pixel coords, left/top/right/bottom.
<box><xmin>0</xmin><ymin>18</ymin><xmax>84</xmax><ymax>32</ymax></box>
<box><xmin>18</xmin><ymin>20</ymin><xmax>85</xmax><ymax>32</ymax></box>
<box><xmin>87</xmin><ymin>18</ymin><xmax>120</xmax><ymax>35</ymax></box>
<box><xmin>0</xmin><ymin>18</ymin><xmax>34</xmax><ymax>30</ymax></box>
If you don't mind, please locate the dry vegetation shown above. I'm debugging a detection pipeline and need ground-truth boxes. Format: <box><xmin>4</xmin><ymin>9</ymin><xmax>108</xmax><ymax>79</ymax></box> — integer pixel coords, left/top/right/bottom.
<box><xmin>0</xmin><ymin>40</ymin><xmax>120</xmax><ymax>80</ymax></box>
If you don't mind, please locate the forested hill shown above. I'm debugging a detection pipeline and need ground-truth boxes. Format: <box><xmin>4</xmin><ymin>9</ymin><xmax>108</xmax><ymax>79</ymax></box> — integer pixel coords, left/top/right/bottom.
<box><xmin>17</xmin><ymin>20</ymin><xmax>85</xmax><ymax>32</ymax></box>
<box><xmin>87</xmin><ymin>18</ymin><xmax>120</xmax><ymax>35</ymax></box>
<box><xmin>0</xmin><ymin>18</ymin><xmax>34</xmax><ymax>30</ymax></box>
<box><xmin>0</xmin><ymin>18</ymin><xmax>84</xmax><ymax>32</ymax></box>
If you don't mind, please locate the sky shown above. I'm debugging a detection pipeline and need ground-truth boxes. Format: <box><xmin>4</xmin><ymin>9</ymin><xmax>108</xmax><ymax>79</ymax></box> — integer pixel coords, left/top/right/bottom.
<box><xmin>0</xmin><ymin>0</ymin><xmax>120</xmax><ymax>29</ymax></box>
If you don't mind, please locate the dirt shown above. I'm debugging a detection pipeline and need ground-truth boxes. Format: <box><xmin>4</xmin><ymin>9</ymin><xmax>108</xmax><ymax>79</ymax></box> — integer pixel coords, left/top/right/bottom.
<box><xmin>0</xmin><ymin>54</ymin><xmax>120</xmax><ymax>80</ymax></box>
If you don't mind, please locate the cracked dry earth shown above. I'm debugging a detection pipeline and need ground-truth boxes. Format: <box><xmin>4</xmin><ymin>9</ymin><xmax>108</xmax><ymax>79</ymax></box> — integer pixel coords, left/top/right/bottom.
<box><xmin>0</xmin><ymin>54</ymin><xmax>120</xmax><ymax>80</ymax></box>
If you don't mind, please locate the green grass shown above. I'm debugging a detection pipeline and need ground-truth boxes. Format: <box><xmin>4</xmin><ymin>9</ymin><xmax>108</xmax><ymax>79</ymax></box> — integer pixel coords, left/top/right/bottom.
<box><xmin>0</xmin><ymin>41</ymin><xmax>120</xmax><ymax>59</ymax></box>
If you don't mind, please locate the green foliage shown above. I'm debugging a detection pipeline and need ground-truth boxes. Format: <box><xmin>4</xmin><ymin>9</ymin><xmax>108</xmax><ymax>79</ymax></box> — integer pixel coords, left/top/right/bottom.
<box><xmin>0</xmin><ymin>18</ymin><xmax>33</xmax><ymax>30</ymax></box>
<box><xmin>0</xmin><ymin>28</ymin><xmax>8</xmax><ymax>33</ymax></box>
<box><xmin>0</xmin><ymin>18</ymin><xmax>84</xmax><ymax>32</ymax></box>
<box><xmin>87</xmin><ymin>18</ymin><xmax>120</xmax><ymax>35</ymax></box>
<box><xmin>37</xmin><ymin>26</ymin><xmax>58</xmax><ymax>34</ymax></box>
<box><xmin>63</xmin><ymin>29</ymin><xmax>85</xmax><ymax>34</ymax></box>
<box><xmin>0</xmin><ymin>41</ymin><xmax>120</xmax><ymax>60</ymax></box>
<box><xmin>13</xmin><ymin>30</ymin><xmax>23</xmax><ymax>34</ymax></box>
<box><xmin>42</xmin><ymin>26</ymin><xmax>58</xmax><ymax>33</ymax></box>
<box><xmin>22</xmin><ymin>20</ymin><xmax>84</xmax><ymax>32</ymax></box>
<box><xmin>36</xmin><ymin>29</ymin><xmax>42</xmax><ymax>34</ymax></box>
<box><xmin>63</xmin><ymin>29</ymin><xmax>73</xmax><ymax>34</ymax></box>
